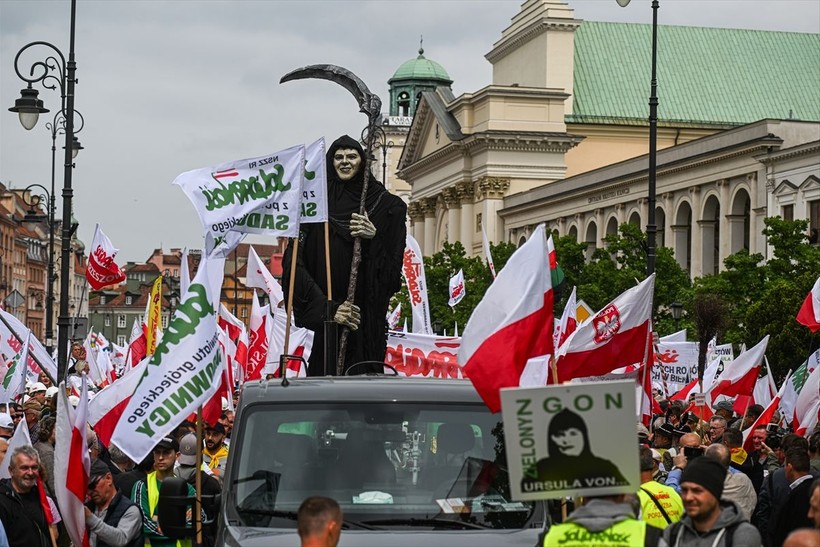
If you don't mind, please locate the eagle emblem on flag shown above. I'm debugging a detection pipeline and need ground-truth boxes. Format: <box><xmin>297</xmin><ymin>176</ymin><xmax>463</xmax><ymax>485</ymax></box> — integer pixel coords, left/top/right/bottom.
<box><xmin>593</xmin><ymin>304</ymin><xmax>622</xmax><ymax>344</ymax></box>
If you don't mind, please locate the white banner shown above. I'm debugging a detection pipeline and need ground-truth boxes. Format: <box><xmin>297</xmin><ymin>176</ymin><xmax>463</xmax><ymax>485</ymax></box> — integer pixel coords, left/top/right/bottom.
<box><xmin>0</xmin><ymin>309</ymin><xmax>57</xmax><ymax>383</ymax></box>
<box><xmin>386</xmin><ymin>303</ymin><xmax>402</xmax><ymax>330</ymax></box>
<box><xmin>402</xmin><ymin>234</ymin><xmax>432</xmax><ymax>334</ymax></box>
<box><xmin>501</xmin><ymin>380</ymin><xmax>640</xmax><ymax>501</ymax></box>
<box><xmin>652</xmin><ymin>341</ymin><xmax>699</xmax><ymax>394</ymax></box>
<box><xmin>300</xmin><ymin>137</ymin><xmax>328</xmax><ymax>223</ymax></box>
<box><xmin>448</xmin><ymin>269</ymin><xmax>465</xmax><ymax>308</ymax></box>
<box><xmin>385</xmin><ymin>331</ymin><xmax>462</xmax><ymax>379</ymax></box>
<box><xmin>111</xmin><ymin>255</ymin><xmax>226</xmax><ymax>464</ymax></box>
<box><xmin>174</xmin><ymin>145</ymin><xmax>306</xmax><ymax>247</ymax></box>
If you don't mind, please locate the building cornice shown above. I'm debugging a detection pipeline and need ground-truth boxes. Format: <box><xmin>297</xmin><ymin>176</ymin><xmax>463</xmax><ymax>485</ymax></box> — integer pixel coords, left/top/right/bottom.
<box><xmin>486</xmin><ymin>18</ymin><xmax>581</xmax><ymax>64</ymax></box>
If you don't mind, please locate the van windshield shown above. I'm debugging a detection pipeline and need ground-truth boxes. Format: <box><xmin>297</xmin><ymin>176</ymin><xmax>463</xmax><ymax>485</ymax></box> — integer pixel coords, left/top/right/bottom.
<box><xmin>229</xmin><ymin>402</ymin><xmax>535</xmax><ymax>530</ymax></box>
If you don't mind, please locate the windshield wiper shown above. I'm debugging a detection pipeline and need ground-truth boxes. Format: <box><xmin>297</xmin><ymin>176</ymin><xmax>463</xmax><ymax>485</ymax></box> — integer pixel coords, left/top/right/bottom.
<box><xmin>236</xmin><ymin>508</ymin><xmax>375</xmax><ymax>530</ymax></box>
<box><xmin>361</xmin><ymin>517</ymin><xmax>489</xmax><ymax>530</ymax></box>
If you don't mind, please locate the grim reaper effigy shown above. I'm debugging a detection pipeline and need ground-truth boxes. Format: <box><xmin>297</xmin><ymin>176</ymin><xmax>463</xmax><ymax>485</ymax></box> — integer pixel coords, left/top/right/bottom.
<box><xmin>281</xmin><ymin>66</ymin><xmax>406</xmax><ymax>376</ymax></box>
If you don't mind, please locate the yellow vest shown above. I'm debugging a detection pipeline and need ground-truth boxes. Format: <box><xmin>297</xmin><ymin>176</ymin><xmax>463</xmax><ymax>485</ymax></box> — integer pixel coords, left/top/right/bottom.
<box><xmin>145</xmin><ymin>471</ymin><xmax>191</xmax><ymax>547</ymax></box>
<box><xmin>544</xmin><ymin>518</ymin><xmax>646</xmax><ymax>547</ymax></box>
<box><xmin>638</xmin><ymin>480</ymin><xmax>684</xmax><ymax>529</ymax></box>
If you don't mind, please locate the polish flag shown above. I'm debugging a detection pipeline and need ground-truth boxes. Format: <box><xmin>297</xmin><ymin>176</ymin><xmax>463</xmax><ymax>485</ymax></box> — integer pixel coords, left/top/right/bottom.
<box><xmin>742</xmin><ymin>370</ymin><xmax>792</xmax><ymax>452</ymax></box>
<box><xmin>752</xmin><ymin>375</ymin><xmax>773</xmax><ymax>408</ymax></box>
<box><xmin>234</xmin><ymin>325</ymin><xmax>249</xmax><ymax>384</ymax></box>
<box><xmin>554</xmin><ymin>275</ymin><xmax>655</xmax><ymax>383</ymax></box>
<box><xmin>671</xmin><ymin>356</ymin><xmax>723</xmax><ymax>402</ymax></box>
<box><xmin>481</xmin><ymin>226</ymin><xmax>496</xmax><ymax>279</ymax></box>
<box><xmin>705</xmin><ymin>336</ymin><xmax>768</xmax><ymax>404</ymax></box>
<box><xmin>54</xmin><ymin>376</ymin><xmax>90</xmax><ymax>547</ymax></box>
<box><xmin>127</xmin><ymin>314</ymin><xmax>147</xmax><ymax>367</ymax></box>
<box><xmin>458</xmin><ymin>224</ymin><xmax>553</xmax><ymax>413</ymax></box>
<box><xmin>554</xmin><ymin>286</ymin><xmax>578</xmax><ymax>351</ymax></box>
<box><xmin>796</xmin><ymin>276</ymin><xmax>820</xmax><ymax>332</ymax></box>
<box><xmin>245</xmin><ymin>293</ymin><xmax>269</xmax><ymax>381</ymax></box>
<box><xmin>246</xmin><ymin>245</ymin><xmax>284</xmax><ymax>308</ymax></box>
<box><xmin>202</xmin><ymin>340</ymin><xmax>230</xmax><ymax>427</ymax></box>
<box><xmin>793</xmin><ymin>364</ymin><xmax>820</xmax><ymax>436</ymax></box>
<box><xmin>88</xmin><ymin>358</ymin><xmax>147</xmax><ymax>447</ymax></box>
<box><xmin>218</xmin><ymin>303</ymin><xmax>244</xmax><ymax>342</ymax></box>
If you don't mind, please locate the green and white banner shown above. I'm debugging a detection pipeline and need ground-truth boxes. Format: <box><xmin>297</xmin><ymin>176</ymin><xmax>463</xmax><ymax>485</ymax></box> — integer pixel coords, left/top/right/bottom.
<box><xmin>301</xmin><ymin>137</ymin><xmax>328</xmax><ymax>224</ymax></box>
<box><xmin>174</xmin><ymin>145</ymin><xmax>306</xmax><ymax>248</ymax></box>
<box><xmin>111</xmin><ymin>255</ymin><xmax>226</xmax><ymax>464</ymax></box>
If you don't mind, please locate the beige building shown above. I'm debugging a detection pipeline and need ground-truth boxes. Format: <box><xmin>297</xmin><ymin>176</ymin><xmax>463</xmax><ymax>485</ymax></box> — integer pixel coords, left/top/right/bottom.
<box><xmin>397</xmin><ymin>0</ymin><xmax>820</xmax><ymax>277</ymax></box>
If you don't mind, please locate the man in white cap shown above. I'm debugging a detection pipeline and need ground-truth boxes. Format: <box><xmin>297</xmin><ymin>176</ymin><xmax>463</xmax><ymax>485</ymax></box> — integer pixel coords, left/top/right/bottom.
<box><xmin>27</xmin><ymin>383</ymin><xmax>47</xmax><ymax>407</ymax></box>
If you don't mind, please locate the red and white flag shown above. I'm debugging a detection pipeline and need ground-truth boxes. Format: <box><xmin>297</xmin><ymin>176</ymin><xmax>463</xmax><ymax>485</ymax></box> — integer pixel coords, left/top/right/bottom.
<box><xmin>448</xmin><ymin>269</ymin><xmax>466</xmax><ymax>308</ymax></box>
<box><xmin>742</xmin><ymin>370</ymin><xmax>792</xmax><ymax>452</ymax></box>
<box><xmin>54</xmin><ymin>376</ymin><xmax>90</xmax><ymax>547</ymax></box>
<box><xmin>796</xmin><ymin>276</ymin><xmax>820</xmax><ymax>332</ymax></box>
<box><xmin>86</xmin><ymin>223</ymin><xmax>126</xmax><ymax>290</ymax></box>
<box><xmin>246</xmin><ymin>245</ymin><xmax>284</xmax><ymax>308</ymax></box>
<box><xmin>554</xmin><ymin>275</ymin><xmax>655</xmax><ymax>383</ymax></box>
<box><xmin>481</xmin><ymin>225</ymin><xmax>496</xmax><ymax>279</ymax></box>
<box><xmin>458</xmin><ymin>224</ymin><xmax>554</xmax><ymax>412</ymax></box>
<box><xmin>127</xmin><ymin>314</ymin><xmax>147</xmax><ymax>367</ymax></box>
<box><xmin>554</xmin><ymin>285</ymin><xmax>578</xmax><ymax>351</ymax></box>
<box><xmin>670</xmin><ymin>356</ymin><xmax>722</xmax><ymax>402</ymax></box>
<box><xmin>87</xmin><ymin>358</ymin><xmax>147</xmax><ymax>447</ymax></box>
<box><xmin>245</xmin><ymin>293</ymin><xmax>269</xmax><ymax>381</ymax></box>
<box><xmin>218</xmin><ymin>303</ymin><xmax>245</xmax><ymax>341</ymax></box>
<box><xmin>793</xmin><ymin>364</ymin><xmax>820</xmax><ymax>436</ymax></box>
<box><xmin>705</xmin><ymin>335</ymin><xmax>768</xmax><ymax>404</ymax></box>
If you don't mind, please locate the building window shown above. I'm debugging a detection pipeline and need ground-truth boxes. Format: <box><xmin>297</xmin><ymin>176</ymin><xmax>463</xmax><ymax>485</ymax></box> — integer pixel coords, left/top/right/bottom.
<box><xmin>162</xmin><ymin>314</ymin><xmax>168</xmax><ymax>329</ymax></box>
<box><xmin>100</xmin><ymin>295</ymin><xmax>106</xmax><ymax>305</ymax></box>
<box><xmin>105</xmin><ymin>315</ymin><xmax>111</xmax><ymax>327</ymax></box>
<box><xmin>118</xmin><ymin>315</ymin><xmax>126</xmax><ymax>328</ymax></box>
<box><xmin>125</xmin><ymin>295</ymin><xmax>132</xmax><ymax>305</ymax></box>
<box><xmin>117</xmin><ymin>335</ymin><xmax>126</xmax><ymax>346</ymax></box>
<box><xmin>810</xmin><ymin>200</ymin><xmax>820</xmax><ymax>245</ymax></box>
<box><xmin>241</xmin><ymin>307</ymin><xmax>248</xmax><ymax>318</ymax></box>
<box><xmin>476</xmin><ymin>212</ymin><xmax>483</xmax><ymax>232</ymax></box>
<box><xmin>397</xmin><ymin>91</ymin><xmax>410</xmax><ymax>117</ymax></box>
<box><xmin>782</xmin><ymin>204</ymin><xmax>794</xmax><ymax>222</ymax></box>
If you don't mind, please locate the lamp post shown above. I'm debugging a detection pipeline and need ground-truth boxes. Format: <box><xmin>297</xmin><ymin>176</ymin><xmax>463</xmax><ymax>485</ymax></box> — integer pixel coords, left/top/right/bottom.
<box><xmin>9</xmin><ymin>0</ymin><xmax>79</xmax><ymax>383</ymax></box>
<box><xmin>670</xmin><ymin>301</ymin><xmax>683</xmax><ymax>331</ymax></box>
<box><xmin>617</xmin><ymin>0</ymin><xmax>659</xmax><ymax>276</ymax></box>
<box><xmin>371</xmin><ymin>125</ymin><xmax>394</xmax><ymax>186</ymax></box>
<box><xmin>22</xmin><ymin>184</ymin><xmax>56</xmax><ymax>354</ymax></box>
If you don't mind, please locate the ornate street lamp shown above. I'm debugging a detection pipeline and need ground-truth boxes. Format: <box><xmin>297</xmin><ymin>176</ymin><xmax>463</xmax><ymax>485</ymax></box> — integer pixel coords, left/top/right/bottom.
<box><xmin>371</xmin><ymin>125</ymin><xmax>395</xmax><ymax>186</ymax></box>
<box><xmin>22</xmin><ymin>184</ymin><xmax>57</xmax><ymax>353</ymax></box>
<box><xmin>617</xmin><ymin>0</ymin><xmax>659</xmax><ymax>276</ymax></box>
<box><xmin>8</xmin><ymin>0</ymin><xmax>80</xmax><ymax>383</ymax></box>
<box><xmin>670</xmin><ymin>301</ymin><xmax>684</xmax><ymax>331</ymax></box>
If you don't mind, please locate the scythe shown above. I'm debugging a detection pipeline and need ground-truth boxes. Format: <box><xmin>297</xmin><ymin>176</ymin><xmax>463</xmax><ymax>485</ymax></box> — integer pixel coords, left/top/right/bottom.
<box><xmin>280</xmin><ymin>64</ymin><xmax>382</xmax><ymax>375</ymax></box>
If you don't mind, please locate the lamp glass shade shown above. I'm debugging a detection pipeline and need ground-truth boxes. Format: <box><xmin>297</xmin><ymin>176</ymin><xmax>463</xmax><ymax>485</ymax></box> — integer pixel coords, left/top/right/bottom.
<box><xmin>19</xmin><ymin>111</ymin><xmax>40</xmax><ymax>130</ymax></box>
<box><xmin>670</xmin><ymin>302</ymin><xmax>684</xmax><ymax>321</ymax></box>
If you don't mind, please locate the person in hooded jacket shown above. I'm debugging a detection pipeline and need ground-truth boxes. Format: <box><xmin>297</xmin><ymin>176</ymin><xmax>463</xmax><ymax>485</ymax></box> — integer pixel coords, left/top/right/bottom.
<box><xmin>283</xmin><ymin>135</ymin><xmax>406</xmax><ymax>376</ymax></box>
<box><xmin>543</xmin><ymin>494</ymin><xmax>664</xmax><ymax>546</ymax></box>
<box><xmin>522</xmin><ymin>408</ymin><xmax>629</xmax><ymax>493</ymax></box>
<box><xmin>663</xmin><ymin>456</ymin><xmax>760</xmax><ymax>547</ymax></box>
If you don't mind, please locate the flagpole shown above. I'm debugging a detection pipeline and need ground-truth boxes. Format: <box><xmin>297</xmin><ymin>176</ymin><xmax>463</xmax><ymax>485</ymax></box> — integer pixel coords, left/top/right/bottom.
<box><xmin>323</xmin><ymin>223</ymin><xmax>337</xmax><ymax>377</ymax></box>
<box><xmin>324</xmin><ymin>223</ymin><xmax>333</xmax><ymax>302</ymax></box>
<box><xmin>639</xmin><ymin>326</ymin><xmax>654</xmax><ymax>425</ymax></box>
<box><xmin>281</xmin><ymin>237</ymin><xmax>300</xmax><ymax>379</ymax></box>
<box><xmin>194</xmin><ymin>406</ymin><xmax>204</xmax><ymax>547</ymax></box>
<box><xmin>69</xmin><ymin>282</ymin><xmax>88</xmax><ymax>341</ymax></box>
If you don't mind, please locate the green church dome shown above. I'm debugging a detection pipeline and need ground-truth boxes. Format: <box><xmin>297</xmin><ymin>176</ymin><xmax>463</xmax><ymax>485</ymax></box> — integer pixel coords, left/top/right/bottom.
<box><xmin>390</xmin><ymin>47</ymin><xmax>452</xmax><ymax>83</ymax></box>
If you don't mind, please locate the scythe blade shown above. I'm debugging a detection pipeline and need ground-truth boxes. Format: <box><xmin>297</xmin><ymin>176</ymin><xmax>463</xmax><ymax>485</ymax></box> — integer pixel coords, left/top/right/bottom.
<box><xmin>280</xmin><ymin>64</ymin><xmax>382</xmax><ymax>122</ymax></box>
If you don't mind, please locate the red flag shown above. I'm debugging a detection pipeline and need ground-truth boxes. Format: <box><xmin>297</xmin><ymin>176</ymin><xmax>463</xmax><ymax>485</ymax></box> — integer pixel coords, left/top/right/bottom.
<box><xmin>796</xmin><ymin>277</ymin><xmax>820</xmax><ymax>332</ymax></box>
<box><xmin>554</xmin><ymin>275</ymin><xmax>655</xmax><ymax>383</ymax></box>
<box><xmin>245</xmin><ymin>292</ymin><xmax>269</xmax><ymax>381</ymax></box>
<box><xmin>458</xmin><ymin>225</ymin><xmax>554</xmax><ymax>412</ymax></box>
<box><xmin>54</xmin><ymin>376</ymin><xmax>90</xmax><ymax>547</ymax></box>
<box><xmin>87</xmin><ymin>359</ymin><xmax>147</xmax><ymax>447</ymax></box>
<box><xmin>85</xmin><ymin>224</ymin><xmax>126</xmax><ymax>290</ymax></box>
<box><xmin>706</xmin><ymin>336</ymin><xmax>768</xmax><ymax>403</ymax></box>
<box><xmin>742</xmin><ymin>370</ymin><xmax>792</xmax><ymax>452</ymax></box>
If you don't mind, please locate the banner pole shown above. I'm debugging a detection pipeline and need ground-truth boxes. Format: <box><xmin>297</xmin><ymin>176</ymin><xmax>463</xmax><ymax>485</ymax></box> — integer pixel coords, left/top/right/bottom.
<box><xmin>323</xmin><ymin>223</ymin><xmax>337</xmax><ymax>377</ymax></box>
<box><xmin>639</xmin><ymin>327</ymin><xmax>654</xmax><ymax>425</ymax></box>
<box><xmin>194</xmin><ymin>406</ymin><xmax>204</xmax><ymax>547</ymax></box>
<box><xmin>324</xmin><ymin>223</ymin><xmax>333</xmax><ymax>302</ymax></box>
<box><xmin>281</xmin><ymin>237</ymin><xmax>300</xmax><ymax>378</ymax></box>
<box><xmin>550</xmin><ymin>354</ymin><xmax>559</xmax><ymax>386</ymax></box>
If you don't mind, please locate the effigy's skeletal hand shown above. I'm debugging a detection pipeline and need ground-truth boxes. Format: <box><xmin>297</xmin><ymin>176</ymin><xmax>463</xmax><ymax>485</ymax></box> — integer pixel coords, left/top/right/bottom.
<box><xmin>334</xmin><ymin>301</ymin><xmax>361</xmax><ymax>331</ymax></box>
<box><xmin>350</xmin><ymin>213</ymin><xmax>376</xmax><ymax>239</ymax></box>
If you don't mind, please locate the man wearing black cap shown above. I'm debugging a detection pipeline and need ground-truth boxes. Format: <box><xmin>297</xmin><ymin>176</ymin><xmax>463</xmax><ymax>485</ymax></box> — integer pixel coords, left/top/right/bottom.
<box><xmin>203</xmin><ymin>423</ymin><xmax>229</xmax><ymax>478</ymax></box>
<box><xmin>663</xmin><ymin>457</ymin><xmax>761</xmax><ymax>546</ymax></box>
<box><xmin>85</xmin><ymin>459</ymin><xmax>143</xmax><ymax>547</ymax></box>
<box><xmin>133</xmin><ymin>437</ymin><xmax>196</xmax><ymax>547</ymax></box>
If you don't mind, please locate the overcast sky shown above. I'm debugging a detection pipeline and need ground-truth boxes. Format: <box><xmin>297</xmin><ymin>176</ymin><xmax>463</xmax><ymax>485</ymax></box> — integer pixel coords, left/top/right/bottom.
<box><xmin>1</xmin><ymin>0</ymin><xmax>818</xmax><ymax>262</ymax></box>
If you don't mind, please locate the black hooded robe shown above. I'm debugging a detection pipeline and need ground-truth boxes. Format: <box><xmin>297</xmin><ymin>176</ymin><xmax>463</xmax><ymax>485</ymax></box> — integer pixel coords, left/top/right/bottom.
<box><xmin>282</xmin><ymin>135</ymin><xmax>407</xmax><ymax>375</ymax></box>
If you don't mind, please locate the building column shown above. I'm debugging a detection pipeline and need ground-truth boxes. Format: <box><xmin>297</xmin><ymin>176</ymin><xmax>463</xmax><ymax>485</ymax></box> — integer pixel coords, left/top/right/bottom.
<box><xmin>458</xmin><ymin>181</ymin><xmax>475</xmax><ymax>255</ymax></box>
<box><xmin>689</xmin><ymin>186</ymin><xmax>703</xmax><ymax>278</ymax></box>
<box><xmin>699</xmin><ymin>219</ymin><xmax>717</xmax><ymax>276</ymax></box>
<box><xmin>408</xmin><ymin>201</ymin><xmax>425</xmax><ymax>246</ymax></box>
<box><xmin>595</xmin><ymin>208</ymin><xmax>605</xmax><ymax>247</ymax></box>
<box><xmin>717</xmin><ymin>179</ymin><xmax>731</xmax><ymax>267</ymax></box>
<box><xmin>662</xmin><ymin>192</ymin><xmax>674</xmax><ymax>250</ymax></box>
<box><xmin>421</xmin><ymin>197</ymin><xmax>437</xmax><ymax>255</ymax></box>
<box><xmin>671</xmin><ymin>224</ymin><xmax>690</xmax><ymax>272</ymax></box>
<box><xmin>443</xmin><ymin>187</ymin><xmax>461</xmax><ymax>245</ymax></box>
<box><xmin>475</xmin><ymin>177</ymin><xmax>511</xmax><ymax>245</ymax></box>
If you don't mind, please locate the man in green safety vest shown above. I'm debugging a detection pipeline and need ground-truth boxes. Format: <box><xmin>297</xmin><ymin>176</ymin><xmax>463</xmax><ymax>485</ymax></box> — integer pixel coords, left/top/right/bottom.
<box><xmin>133</xmin><ymin>437</ymin><xmax>197</xmax><ymax>547</ymax></box>
<box><xmin>543</xmin><ymin>494</ymin><xmax>664</xmax><ymax>547</ymax></box>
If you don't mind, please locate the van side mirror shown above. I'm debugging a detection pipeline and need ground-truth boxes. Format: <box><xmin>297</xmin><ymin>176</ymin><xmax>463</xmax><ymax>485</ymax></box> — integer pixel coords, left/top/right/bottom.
<box><xmin>157</xmin><ymin>477</ymin><xmax>193</xmax><ymax>540</ymax></box>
